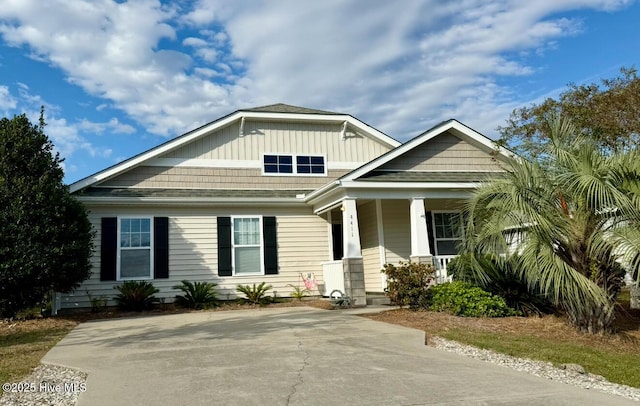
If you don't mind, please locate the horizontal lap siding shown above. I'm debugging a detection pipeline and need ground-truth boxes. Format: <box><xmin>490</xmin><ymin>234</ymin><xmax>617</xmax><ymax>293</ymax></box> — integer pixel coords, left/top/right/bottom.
<box><xmin>358</xmin><ymin>201</ymin><xmax>383</xmax><ymax>292</ymax></box>
<box><xmin>382</xmin><ymin>200</ymin><xmax>410</xmax><ymax>265</ymax></box>
<box><xmin>60</xmin><ymin>207</ymin><xmax>329</xmax><ymax>309</ymax></box>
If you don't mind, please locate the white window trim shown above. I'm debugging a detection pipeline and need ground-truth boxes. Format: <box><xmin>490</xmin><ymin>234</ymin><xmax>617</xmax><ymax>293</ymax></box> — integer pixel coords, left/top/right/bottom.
<box><xmin>117</xmin><ymin>216</ymin><xmax>154</xmax><ymax>281</ymax></box>
<box><xmin>261</xmin><ymin>153</ymin><xmax>327</xmax><ymax>176</ymax></box>
<box><xmin>231</xmin><ymin>215</ymin><xmax>264</xmax><ymax>276</ymax></box>
<box><xmin>431</xmin><ymin>210</ymin><xmax>463</xmax><ymax>256</ymax></box>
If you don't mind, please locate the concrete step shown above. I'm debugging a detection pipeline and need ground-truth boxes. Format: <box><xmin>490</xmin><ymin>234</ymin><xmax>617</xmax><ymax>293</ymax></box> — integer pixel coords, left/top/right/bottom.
<box><xmin>366</xmin><ymin>295</ymin><xmax>391</xmax><ymax>306</ymax></box>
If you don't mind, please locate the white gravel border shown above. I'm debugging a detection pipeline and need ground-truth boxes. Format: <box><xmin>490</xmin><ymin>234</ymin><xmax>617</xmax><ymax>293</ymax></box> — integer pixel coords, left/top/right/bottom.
<box><xmin>431</xmin><ymin>336</ymin><xmax>640</xmax><ymax>402</ymax></box>
<box><xmin>0</xmin><ymin>365</ymin><xmax>86</xmax><ymax>406</ymax></box>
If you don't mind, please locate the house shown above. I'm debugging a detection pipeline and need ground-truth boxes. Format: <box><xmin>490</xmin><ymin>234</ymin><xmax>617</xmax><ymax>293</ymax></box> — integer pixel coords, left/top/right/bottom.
<box><xmin>59</xmin><ymin>103</ymin><xmax>511</xmax><ymax>311</ymax></box>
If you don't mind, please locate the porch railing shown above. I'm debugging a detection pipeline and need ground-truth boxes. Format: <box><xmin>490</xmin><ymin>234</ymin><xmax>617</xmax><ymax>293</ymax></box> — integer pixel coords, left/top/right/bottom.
<box><xmin>433</xmin><ymin>255</ymin><xmax>456</xmax><ymax>284</ymax></box>
<box><xmin>321</xmin><ymin>260</ymin><xmax>345</xmax><ymax>296</ymax></box>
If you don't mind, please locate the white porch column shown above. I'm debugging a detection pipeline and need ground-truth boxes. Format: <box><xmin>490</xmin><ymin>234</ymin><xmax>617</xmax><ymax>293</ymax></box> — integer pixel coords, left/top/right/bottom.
<box><xmin>342</xmin><ymin>198</ymin><xmax>362</xmax><ymax>258</ymax></box>
<box><xmin>341</xmin><ymin>198</ymin><xmax>365</xmax><ymax>306</ymax></box>
<box><xmin>410</xmin><ymin>198</ymin><xmax>432</xmax><ymax>261</ymax></box>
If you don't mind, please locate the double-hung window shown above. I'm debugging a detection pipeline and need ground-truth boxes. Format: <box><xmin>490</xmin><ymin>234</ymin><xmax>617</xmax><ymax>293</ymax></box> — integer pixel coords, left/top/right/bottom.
<box><xmin>432</xmin><ymin>212</ymin><xmax>463</xmax><ymax>256</ymax></box>
<box><xmin>217</xmin><ymin>216</ymin><xmax>278</xmax><ymax>277</ymax></box>
<box><xmin>118</xmin><ymin>217</ymin><xmax>153</xmax><ymax>279</ymax></box>
<box><xmin>263</xmin><ymin>154</ymin><xmax>325</xmax><ymax>175</ymax></box>
<box><xmin>233</xmin><ymin>217</ymin><xmax>262</xmax><ymax>275</ymax></box>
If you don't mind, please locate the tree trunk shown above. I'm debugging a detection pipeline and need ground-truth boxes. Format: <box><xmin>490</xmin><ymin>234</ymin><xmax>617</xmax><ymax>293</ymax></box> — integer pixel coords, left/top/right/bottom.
<box><xmin>631</xmin><ymin>285</ymin><xmax>640</xmax><ymax>309</ymax></box>
<box><xmin>566</xmin><ymin>301</ymin><xmax>615</xmax><ymax>334</ymax></box>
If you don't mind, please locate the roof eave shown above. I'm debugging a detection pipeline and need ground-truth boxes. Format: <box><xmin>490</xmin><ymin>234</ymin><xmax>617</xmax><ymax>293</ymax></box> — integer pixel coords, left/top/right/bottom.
<box><xmin>75</xmin><ymin>196</ymin><xmax>307</xmax><ymax>206</ymax></box>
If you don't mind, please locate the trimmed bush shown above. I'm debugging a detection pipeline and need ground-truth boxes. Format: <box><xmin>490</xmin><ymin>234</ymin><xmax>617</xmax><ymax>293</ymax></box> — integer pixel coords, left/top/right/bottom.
<box><xmin>236</xmin><ymin>282</ymin><xmax>273</xmax><ymax>305</ymax></box>
<box><xmin>114</xmin><ymin>281</ymin><xmax>159</xmax><ymax>311</ymax></box>
<box><xmin>382</xmin><ymin>261</ymin><xmax>435</xmax><ymax>309</ymax></box>
<box><xmin>426</xmin><ymin>281</ymin><xmax>517</xmax><ymax>317</ymax></box>
<box><xmin>173</xmin><ymin>280</ymin><xmax>219</xmax><ymax>309</ymax></box>
<box><xmin>447</xmin><ymin>254</ymin><xmax>554</xmax><ymax>316</ymax></box>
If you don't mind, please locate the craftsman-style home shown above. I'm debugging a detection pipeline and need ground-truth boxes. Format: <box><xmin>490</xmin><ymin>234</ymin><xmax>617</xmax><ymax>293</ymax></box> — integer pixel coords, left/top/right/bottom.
<box><xmin>59</xmin><ymin>104</ymin><xmax>510</xmax><ymax>311</ymax></box>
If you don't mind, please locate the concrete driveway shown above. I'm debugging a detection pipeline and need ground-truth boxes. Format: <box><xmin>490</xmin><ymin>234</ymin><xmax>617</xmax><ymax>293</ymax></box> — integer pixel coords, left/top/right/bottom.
<box><xmin>44</xmin><ymin>306</ymin><xmax>634</xmax><ymax>405</ymax></box>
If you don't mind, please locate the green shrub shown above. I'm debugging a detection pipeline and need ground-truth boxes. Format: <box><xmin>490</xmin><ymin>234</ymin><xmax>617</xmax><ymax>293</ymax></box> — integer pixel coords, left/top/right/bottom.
<box><xmin>236</xmin><ymin>282</ymin><xmax>273</xmax><ymax>305</ymax></box>
<box><xmin>173</xmin><ymin>280</ymin><xmax>219</xmax><ymax>309</ymax></box>
<box><xmin>426</xmin><ymin>281</ymin><xmax>517</xmax><ymax>317</ymax></box>
<box><xmin>382</xmin><ymin>261</ymin><xmax>435</xmax><ymax>309</ymax></box>
<box><xmin>447</xmin><ymin>254</ymin><xmax>554</xmax><ymax>316</ymax></box>
<box><xmin>114</xmin><ymin>281</ymin><xmax>159</xmax><ymax>311</ymax></box>
<box><xmin>287</xmin><ymin>284</ymin><xmax>309</xmax><ymax>301</ymax></box>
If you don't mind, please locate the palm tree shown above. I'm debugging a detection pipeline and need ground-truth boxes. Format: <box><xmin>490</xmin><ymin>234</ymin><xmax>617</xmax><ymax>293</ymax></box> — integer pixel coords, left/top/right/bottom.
<box><xmin>463</xmin><ymin>115</ymin><xmax>640</xmax><ymax>333</ymax></box>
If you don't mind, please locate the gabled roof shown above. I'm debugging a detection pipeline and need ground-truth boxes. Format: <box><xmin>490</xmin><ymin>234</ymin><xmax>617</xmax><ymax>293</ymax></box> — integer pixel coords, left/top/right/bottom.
<box><xmin>69</xmin><ymin>104</ymin><xmax>400</xmax><ymax>193</ymax></box>
<box><xmin>303</xmin><ymin>119</ymin><xmax>513</xmax><ymax>204</ymax></box>
<box><xmin>339</xmin><ymin>118</ymin><xmax>513</xmax><ymax>183</ymax></box>
<box><xmin>241</xmin><ymin>103</ymin><xmax>341</xmax><ymax>115</ymax></box>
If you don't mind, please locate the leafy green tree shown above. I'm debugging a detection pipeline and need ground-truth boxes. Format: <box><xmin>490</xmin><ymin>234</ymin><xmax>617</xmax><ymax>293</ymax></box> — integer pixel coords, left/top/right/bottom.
<box><xmin>0</xmin><ymin>110</ymin><xmax>93</xmax><ymax>317</ymax></box>
<box><xmin>464</xmin><ymin>115</ymin><xmax>640</xmax><ymax>333</ymax></box>
<box><xmin>498</xmin><ymin>67</ymin><xmax>640</xmax><ymax>157</ymax></box>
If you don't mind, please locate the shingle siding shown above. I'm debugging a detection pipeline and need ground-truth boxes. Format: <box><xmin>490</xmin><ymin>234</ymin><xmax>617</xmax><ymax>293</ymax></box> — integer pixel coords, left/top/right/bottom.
<box><xmin>379</xmin><ymin>131</ymin><xmax>500</xmax><ymax>172</ymax></box>
<box><xmin>100</xmin><ymin>167</ymin><xmax>348</xmax><ymax>189</ymax></box>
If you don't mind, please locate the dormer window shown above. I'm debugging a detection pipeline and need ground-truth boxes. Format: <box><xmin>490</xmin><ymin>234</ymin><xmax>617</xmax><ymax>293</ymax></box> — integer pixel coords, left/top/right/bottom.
<box><xmin>263</xmin><ymin>154</ymin><xmax>326</xmax><ymax>176</ymax></box>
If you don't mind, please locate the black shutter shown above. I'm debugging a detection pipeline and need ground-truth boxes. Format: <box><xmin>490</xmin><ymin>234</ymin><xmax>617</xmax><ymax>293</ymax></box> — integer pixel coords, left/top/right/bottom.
<box><xmin>263</xmin><ymin>216</ymin><xmax>278</xmax><ymax>275</ymax></box>
<box><xmin>154</xmin><ymin>217</ymin><xmax>169</xmax><ymax>279</ymax></box>
<box><xmin>100</xmin><ymin>217</ymin><xmax>117</xmax><ymax>281</ymax></box>
<box><xmin>425</xmin><ymin>211</ymin><xmax>436</xmax><ymax>256</ymax></box>
<box><xmin>217</xmin><ymin>217</ymin><xmax>232</xmax><ymax>276</ymax></box>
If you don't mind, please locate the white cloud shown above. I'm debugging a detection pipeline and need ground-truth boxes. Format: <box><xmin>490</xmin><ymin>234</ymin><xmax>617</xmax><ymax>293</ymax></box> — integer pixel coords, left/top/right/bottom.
<box><xmin>195</xmin><ymin>47</ymin><xmax>217</xmax><ymax>63</ymax></box>
<box><xmin>0</xmin><ymin>0</ymin><xmax>635</xmax><ymax>142</ymax></box>
<box><xmin>77</xmin><ymin>117</ymin><xmax>135</xmax><ymax>135</ymax></box>
<box><xmin>0</xmin><ymin>85</ymin><xmax>17</xmax><ymax>110</ymax></box>
<box><xmin>182</xmin><ymin>37</ymin><xmax>208</xmax><ymax>47</ymax></box>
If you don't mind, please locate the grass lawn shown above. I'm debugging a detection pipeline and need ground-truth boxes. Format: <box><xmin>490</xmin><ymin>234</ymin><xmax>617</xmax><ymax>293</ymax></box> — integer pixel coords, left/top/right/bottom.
<box><xmin>365</xmin><ymin>292</ymin><xmax>640</xmax><ymax>388</ymax></box>
<box><xmin>0</xmin><ymin>318</ymin><xmax>78</xmax><ymax>395</ymax></box>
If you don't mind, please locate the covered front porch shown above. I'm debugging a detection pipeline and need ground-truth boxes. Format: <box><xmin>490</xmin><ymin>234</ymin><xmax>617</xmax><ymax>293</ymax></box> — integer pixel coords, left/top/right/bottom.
<box><xmin>302</xmin><ymin>119</ymin><xmax>510</xmax><ymax>305</ymax></box>
<box><xmin>314</xmin><ymin>193</ymin><xmax>467</xmax><ymax>305</ymax></box>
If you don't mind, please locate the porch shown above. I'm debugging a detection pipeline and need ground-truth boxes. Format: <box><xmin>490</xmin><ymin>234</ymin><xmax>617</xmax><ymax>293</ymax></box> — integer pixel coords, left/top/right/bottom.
<box><xmin>317</xmin><ymin>197</ymin><xmax>464</xmax><ymax>304</ymax></box>
<box><xmin>321</xmin><ymin>254</ymin><xmax>456</xmax><ymax>298</ymax></box>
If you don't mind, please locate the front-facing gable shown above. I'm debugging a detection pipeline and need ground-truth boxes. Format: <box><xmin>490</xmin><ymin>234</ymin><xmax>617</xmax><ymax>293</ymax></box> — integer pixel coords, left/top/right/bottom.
<box><xmin>343</xmin><ymin>119</ymin><xmax>512</xmax><ymax>183</ymax></box>
<box><xmin>376</xmin><ymin>131</ymin><xmax>499</xmax><ymax>172</ymax></box>
<box><xmin>305</xmin><ymin>119</ymin><xmax>512</xmax><ymax>212</ymax></box>
<box><xmin>70</xmin><ymin>104</ymin><xmax>400</xmax><ymax>195</ymax></box>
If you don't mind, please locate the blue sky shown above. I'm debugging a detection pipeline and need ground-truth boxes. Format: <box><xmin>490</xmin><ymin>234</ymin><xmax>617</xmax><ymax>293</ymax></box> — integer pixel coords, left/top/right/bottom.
<box><xmin>0</xmin><ymin>0</ymin><xmax>638</xmax><ymax>184</ymax></box>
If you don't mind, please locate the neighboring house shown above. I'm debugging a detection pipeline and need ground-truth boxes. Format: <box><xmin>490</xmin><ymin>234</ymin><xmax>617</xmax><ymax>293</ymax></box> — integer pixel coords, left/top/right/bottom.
<box><xmin>59</xmin><ymin>103</ymin><xmax>511</xmax><ymax>311</ymax></box>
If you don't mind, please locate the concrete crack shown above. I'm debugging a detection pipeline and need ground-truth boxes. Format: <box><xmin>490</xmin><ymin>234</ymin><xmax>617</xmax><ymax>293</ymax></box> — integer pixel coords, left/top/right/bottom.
<box><xmin>286</xmin><ymin>331</ymin><xmax>309</xmax><ymax>406</ymax></box>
